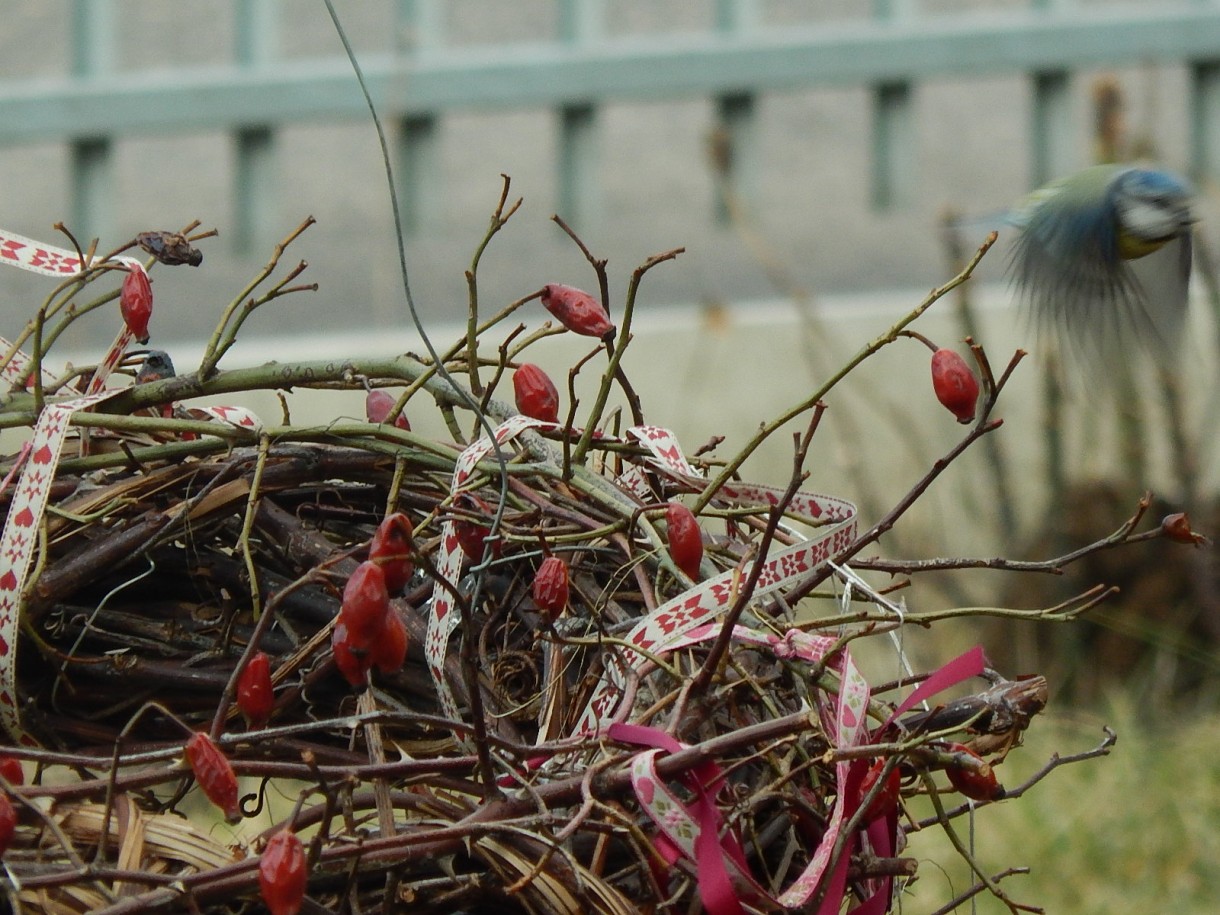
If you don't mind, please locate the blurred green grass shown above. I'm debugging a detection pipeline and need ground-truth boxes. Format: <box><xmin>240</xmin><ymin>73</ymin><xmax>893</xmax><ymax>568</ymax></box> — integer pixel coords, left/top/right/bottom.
<box><xmin>901</xmin><ymin>698</ymin><xmax>1220</xmax><ymax>913</ymax></box>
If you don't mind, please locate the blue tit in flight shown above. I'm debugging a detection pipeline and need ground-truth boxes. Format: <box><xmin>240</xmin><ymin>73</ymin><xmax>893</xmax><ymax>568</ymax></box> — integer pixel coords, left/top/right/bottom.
<box><xmin>1008</xmin><ymin>164</ymin><xmax>1194</xmax><ymax>362</ymax></box>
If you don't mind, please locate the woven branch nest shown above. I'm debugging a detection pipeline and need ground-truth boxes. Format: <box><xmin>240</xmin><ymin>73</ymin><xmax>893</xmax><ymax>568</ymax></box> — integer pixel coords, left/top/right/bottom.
<box><xmin>0</xmin><ymin>425</ymin><xmax>1052</xmax><ymax>913</ymax></box>
<box><xmin>0</xmin><ymin>216</ymin><xmax>1081</xmax><ymax>913</ymax></box>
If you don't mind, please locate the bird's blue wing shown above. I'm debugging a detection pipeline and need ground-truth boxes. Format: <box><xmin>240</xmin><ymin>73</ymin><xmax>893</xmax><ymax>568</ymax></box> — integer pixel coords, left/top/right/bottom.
<box><xmin>1009</xmin><ymin>167</ymin><xmax>1188</xmax><ymax>364</ymax></box>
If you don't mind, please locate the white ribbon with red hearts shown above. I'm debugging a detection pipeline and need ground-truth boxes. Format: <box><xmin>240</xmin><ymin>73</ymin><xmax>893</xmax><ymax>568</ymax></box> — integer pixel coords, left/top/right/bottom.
<box><xmin>0</xmin><ymin>238</ymin><xmax>140</xmax><ymax>746</ymax></box>
<box><xmin>423</xmin><ymin>420</ymin><xmax>858</xmax><ymax>746</ymax></box>
<box><xmin>0</xmin><ymin>229</ymin><xmax>143</xmax><ymax>744</ymax></box>
<box><xmin>575</xmin><ymin>426</ymin><xmax>857</xmax><ymax>735</ymax></box>
<box><xmin>0</xmin><ymin>387</ymin><xmax>119</xmax><ymax>745</ymax></box>
<box><xmin>608</xmin><ymin>628</ymin><xmax>987</xmax><ymax>913</ymax></box>
<box><xmin>0</xmin><ymin>228</ymin><xmax>100</xmax><ymax>278</ymax></box>
<box><xmin>424</xmin><ymin>414</ymin><xmax>546</xmax><ymax>721</ymax></box>
<box><xmin>614</xmin><ymin>626</ymin><xmax>871</xmax><ymax>912</ymax></box>
<box><xmin>0</xmin><ymin>338</ymin><xmax>57</xmax><ymax>392</ymax></box>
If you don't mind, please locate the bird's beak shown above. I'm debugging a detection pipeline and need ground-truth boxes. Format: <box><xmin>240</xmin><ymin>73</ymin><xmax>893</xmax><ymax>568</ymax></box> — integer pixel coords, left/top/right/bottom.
<box><xmin>118</xmin><ymin>349</ymin><xmax>160</xmax><ymax>372</ymax></box>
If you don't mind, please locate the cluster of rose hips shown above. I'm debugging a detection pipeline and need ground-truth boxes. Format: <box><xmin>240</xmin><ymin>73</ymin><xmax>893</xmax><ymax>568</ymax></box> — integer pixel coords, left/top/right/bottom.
<box><xmin>179</xmin><ymin>512</ymin><xmax>417</xmax><ymax>913</ymax></box>
<box><xmin>331</xmin><ymin>513</ymin><xmax>413</xmax><ymax>687</ymax></box>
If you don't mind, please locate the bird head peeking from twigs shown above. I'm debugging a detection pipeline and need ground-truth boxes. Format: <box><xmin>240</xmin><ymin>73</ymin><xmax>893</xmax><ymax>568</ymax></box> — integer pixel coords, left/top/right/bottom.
<box><xmin>1008</xmin><ymin>164</ymin><xmax>1195</xmax><ymax>369</ymax></box>
<box><xmin>131</xmin><ymin>350</ymin><xmax>176</xmax><ymax>385</ymax></box>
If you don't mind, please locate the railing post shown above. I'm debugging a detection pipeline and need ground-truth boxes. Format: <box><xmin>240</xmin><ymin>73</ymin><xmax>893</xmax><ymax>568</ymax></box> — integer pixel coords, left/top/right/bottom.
<box><xmin>1030</xmin><ymin>1</ymin><xmax>1074</xmax><ymax>185</ymax></box>
<box><xmin>1190</xmin><ymin>60</ymin><xmax>1220</xmax><ymax>188</ymax></box>
<box><xmin>396</xmin><ymin>0</ymin><xmax>444</xmax><ymax>237</ymax></box>
<box><xmin>234</xmin><ymin>0</ymin><xmax>280</xmax><ymax>255</ymax></box>
<box><xmin>71</xmin><ymin>0</ymin><xmax>117</xmax><ymax>246</ymax></box>
<box><xmin>871</xmin><ymin>0</ymin><xmax>916</xmax><ymax>210</ymax></box>
<box><xmin>557</xmin><ymin>0</ymin><xmax>603</xmax><ymax>230</ymax></box>
<box><xmin>1031</xmin><ymin>70</ymin><xmax>1072</xmax><ymax>184</ymax></box>
<box><xmin>712</xmin><ymin>1</ymin><xmax>760</xmax><ymax>224</ymax></box>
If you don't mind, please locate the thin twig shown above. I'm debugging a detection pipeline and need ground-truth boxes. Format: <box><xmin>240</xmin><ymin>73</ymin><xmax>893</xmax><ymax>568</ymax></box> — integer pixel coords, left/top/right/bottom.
<box><xmin>684</xmin><ymin>404</ymin><xmax>825</xmax><ymax>706</ymax></box>
<box><xmin>694</xmin><ymin>231</ymin><xmax>998</xmax><ymax>514</ymax></box>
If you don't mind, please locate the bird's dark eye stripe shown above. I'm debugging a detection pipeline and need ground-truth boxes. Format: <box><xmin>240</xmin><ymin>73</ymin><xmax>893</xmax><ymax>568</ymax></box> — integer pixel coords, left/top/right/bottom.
<box><xmin>1135</xmin><ymin>194</ymin><xmax>1179</xmax><ymax>207</ymax></box>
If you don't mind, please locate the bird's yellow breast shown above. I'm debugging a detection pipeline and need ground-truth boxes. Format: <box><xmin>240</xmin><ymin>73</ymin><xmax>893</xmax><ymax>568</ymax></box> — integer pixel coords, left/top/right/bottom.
<box><xmin>1117</xmin><ymin>230</ymin><xmax>1172</xmax><ymax>260</ymax></box>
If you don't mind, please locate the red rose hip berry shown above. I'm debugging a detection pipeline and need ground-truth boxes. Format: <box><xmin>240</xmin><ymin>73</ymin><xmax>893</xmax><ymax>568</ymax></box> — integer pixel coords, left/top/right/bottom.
<box><xmin>540</xmin><ymin>284</ymin><xmax>615</xmax><ymax>339</ymax></box>
<box><xmin>532</xmin><ymin>555</ymin><xmax>570</xmax><ymax>621</ymax></box>
<box><xmin>339</xmin><ymin>561</ymin><xmax>391</xmax><ymax>648</ymax></box>
<box><xmin>0</xmin><ymin>793</ymin><xmax>14</xmax><ymax>858</ymax></box>
<box><xmin>331</xmin><ymin>619</ymin><xmax>369</xmax><ymax>687</ymax></box>
<box><xmin>513</xmin><ymin>363</ymin><xmax>561</xmax><ymax>424</ymax></box>
<box><xmin>365</xmin><ymin>389</ymin><xmax>410</xmax><ymax>430</ymax></box>
<box><xmin>184</xmin><ymin>732</ymin><xmax>240</xmax><ymax>820</ymax></box>
<box><xmin>259</xmin><ymin>827</ymin><xmax>307</xmax><ymax>915</ymax></box>
<box><xmin>945</xmin><ymin>743</ymin><xmax>1003</xmax><ymax>801</ymax></box>
<box><xmin>0</xmin><ymin>756</ymin><xmax>23</xmax><ymax>786</ymax></box>
<box><xmin>930</xmin><ymin>348</ymin><xmax>980</xmax><ymax>424</ymax></box>
<box><xmin>236</xmin><ymin>651</ymin><xmax>274</xmax><ymax>729</ymax></box>
<box><xmin>120</xmin><ymin>264</ymin><xmax>154</xmax><ymax>344</ymax></box>
<box><xmin>369</xmin><ymin>512</ymin><xmax>414</xmax><ymax>594</ymax></box>
<box><xmin>665</xmin><ymin>502</ymin><xmax>703</xmax><ymax>579</ymax></box>
<box><xmin>372</xmin><ymin>609</ymin><xmax>408</xmax><ymax>675</ymax></box>
<box><xmin>857</xmin><ymin>759</ymin><xmax>901</xmax><ymax>823</ymax></box>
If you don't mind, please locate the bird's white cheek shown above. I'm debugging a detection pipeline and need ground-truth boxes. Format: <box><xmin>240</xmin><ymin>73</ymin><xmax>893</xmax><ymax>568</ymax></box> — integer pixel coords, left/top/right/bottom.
<box><xmin>1119</xmin><ymin>200</ymin><xmax>1189</xmax><ymax>240</ymax></box>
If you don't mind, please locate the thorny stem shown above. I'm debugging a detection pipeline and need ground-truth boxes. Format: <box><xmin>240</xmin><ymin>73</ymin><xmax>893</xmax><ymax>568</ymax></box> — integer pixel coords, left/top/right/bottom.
<box><xmin>693</xmin><ymin>231</ymin><xmax>997</xmax><ymax>515</ymax></box>
<box><xmin>920</xmin><ymin>773</ymin><xmax>1043</xmax><ymax>914</ymax></box>
<box><xmin>390</xmin><ymin>290</ymin><xmax>544</xmax><ymax>423</ymax></box>
<box><xmin>385</xmin><ymin>454</ymin><xmax>408</xmax><ymax>515</ymax></box>
<box><xmin>796</xmin><ymin>583</ymin><xmax>1116</xmax><ymax>632</ymax></box>
<box><xmin>912</xmin><ymin>726</ymin><xmax>1117</xmax><ymax>830</ymax></box>
<box><xmin>465</xmin><ymin>175</ymin><xmax>523</xmax><ymax>397</ymax></box>
<box><xmin>925</xmin><ymin>868</ymin><xmax>1034</xmax><ymax>915</ymax></box>
<box><xmin>459</xmin><ymin>580</ymin><xmax>504</xmax><ymax>802</ymax></box>
<box><xmin>784</xmin><ymin>345</ymin><xmax>1023</xmax><ymax>605</ymax></box>
<box><xmin>31</xmin><ymin>304</ymin><xmax>45</xmax><ymax>416</ymax></box>
<box><xmin>852</xmin><ymin>492</ymin><xmax>1158</xmax><ymax>577</ymax></box>
<box><xmin>572</xmin><ymin>248</ymin><xmax>683</xmax><ymax>465</ymax></box>
<box><xmin>551</xmin><ymin>214</ymin><xmax>609</xmax><ymax>309</ymax></box>
<box><xmin>562</xmin><ymin>346</ymin><xmax>602</xmax><ymax>478</ymax></box>
<box><xmin>198</xmin><ymin>216</ymin><xmax>316</xmax><ymax>378</ymax></box>
<box><xmin>897</xmin><ymin>328</ymin><xmax>938</xmax><ymax>352</ymax></box>
<box><xmin>52</xmin><ymin>221</ymin><xmax>89</xmax><ymax>270</ymax></box>
<box><xmin>218</xmin><ymin>267</ymin><xmax>318</xmax><ymax>366</ymax></box>
<box><xmin>478</xmin><ymin>325</ymin><xmax>526</xmax><ymax>418</ymax></box>
<box><xmin>358</xmin><ymin>689</ymin><xmax>398</xmax><ymax>852</ymax></box>
<box><xmin>97</xmin><ymin>700</ymin><xmax>193</xmax><ymax>868</ymax></box>
<box><xmin>236</xmin><ymin>434</ymin><xmax>271</xmax><ymax>622</ymax></box>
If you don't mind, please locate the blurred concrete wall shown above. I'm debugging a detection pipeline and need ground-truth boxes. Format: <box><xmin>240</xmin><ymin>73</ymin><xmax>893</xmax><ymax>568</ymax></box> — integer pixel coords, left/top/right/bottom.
<box><xmin>2</xmin><ymin>2</ymin><xmax>1215</xmax><ymax>590</ymax></box>
<box><xmin>0</xmin><ymin>1</ymin><xmax>1203</xmax><ymax>352</ymax></box>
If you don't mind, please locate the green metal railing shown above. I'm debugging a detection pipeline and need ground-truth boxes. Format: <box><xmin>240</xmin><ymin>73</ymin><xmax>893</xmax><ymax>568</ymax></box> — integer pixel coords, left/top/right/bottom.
<box><xmin>2</xmin><ymin>0</ymin><xmax>1219</xmax><ymax>250</ymax></box>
